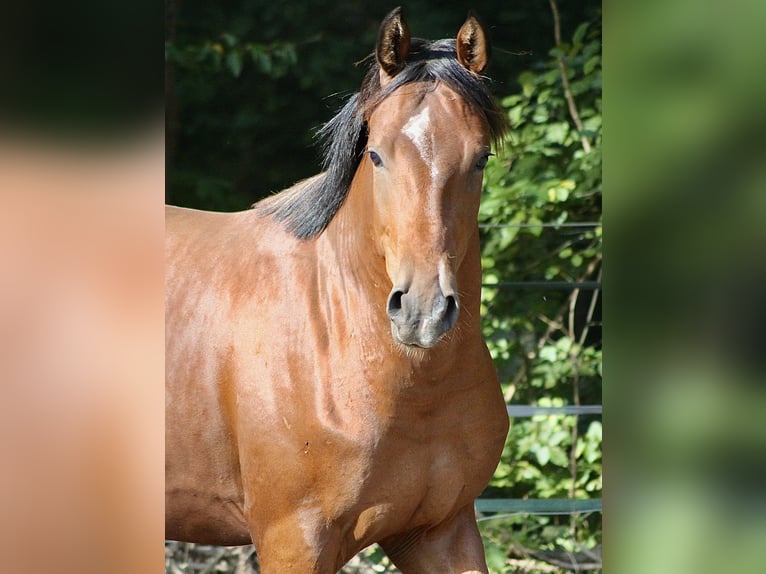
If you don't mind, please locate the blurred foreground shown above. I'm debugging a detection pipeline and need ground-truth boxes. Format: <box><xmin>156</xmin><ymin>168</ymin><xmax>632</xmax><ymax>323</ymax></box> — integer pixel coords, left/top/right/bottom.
<box><xmin>0</xmin><ymin>127</ymin><xmax>165</xmax><ymax>574</ymax></box>
<box><xmin>606</xmin><ymin>2</ymin><xmax>766</xmax><ymax>573</ymax></box>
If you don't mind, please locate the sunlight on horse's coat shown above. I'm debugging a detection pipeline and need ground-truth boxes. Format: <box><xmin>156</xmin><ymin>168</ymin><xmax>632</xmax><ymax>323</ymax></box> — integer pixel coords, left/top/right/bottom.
<box><xmin>297</xmin><ymin>499</ymin><xmax>325</xmax><ymax>557</ymax></box>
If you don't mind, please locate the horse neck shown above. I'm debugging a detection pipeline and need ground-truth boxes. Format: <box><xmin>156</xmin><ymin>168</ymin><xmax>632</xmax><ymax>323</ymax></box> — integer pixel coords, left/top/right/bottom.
<box><xmin>319</xmin><ymin>161</ymin><xmax>390</xmax><ymax>299</ymax></box>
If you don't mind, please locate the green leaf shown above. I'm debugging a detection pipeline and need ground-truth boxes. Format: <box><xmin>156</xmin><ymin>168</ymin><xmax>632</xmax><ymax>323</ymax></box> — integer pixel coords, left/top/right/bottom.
<box><xmin>573</xmin><ymin>22</ymin><xmax>590</xmax><ymax>46</ymax></box>
<box><xmin>248</xmin><ymin>47</ymin><xmax>274</xmax><ymax>75</ymax></box>
<box><xmin>518</xmin><ymin>71</ymin><xmax>536</xmax><ymax>97</ymax></box>
<box><xmin>546</xmin><ymin>121</ymin><xmax>569</xmax><ymax>144</ymax></box>
<box><xmin>550</xmin><ymin>445</ymin><xmax>570</xmax><ymax>467</ymax></box>
<box><xmin>539</xmin><ymin>345</ymin><xmax>557</xmax><ymax>362</ymax></box>
<box><xmin>535</xmin><ymin>445</ymin><xmax>551</xmax><ymax>466</ymax></box>
<box><xmin>508</xmin><ymin>104</ymin><xmax>524</xmax><ymax>127</ymax></box>
<box><xmin>587</xmin><ymin>421</ymin><xmax>603</xmax><ymax>441</ymax></box>
<box><xmin>584</xmin><ymin>54</ymin><xmax>601</xmax><ymax>76</ymax></box>
<box><xmin>484</xmin><ymin>542</ymin><xmax>508</xmax><ymax>573</ymax></box>
<box><xmin>220</xmin><ymin>32</ymin><xmax>237</xmax><ymax>48</ymax></box>
<box><xmin>532</xmin><ymin>106</ymin><xmax>550</xmax><ymax>124</ymax></box>
<box><xmin>226</xmin><ymin>51</ymin><xmax>243</xmax><ymax>78</ymax></box>
<box><xmin>527</xmin><ymin>216</ymin><xmax>544</xmax><ymax>237</ymax></box>
<box><xmin>502</xmin><ymin>94</ymin><xmax>523</xmax><ymax>107</ymax></box>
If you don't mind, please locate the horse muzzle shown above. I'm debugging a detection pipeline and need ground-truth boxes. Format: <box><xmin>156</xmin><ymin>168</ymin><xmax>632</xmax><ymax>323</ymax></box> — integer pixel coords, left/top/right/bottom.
<box><xmin>386</xmin><ymin>285</ymin><xmax>459</xmax><ymax>348</ymax></box>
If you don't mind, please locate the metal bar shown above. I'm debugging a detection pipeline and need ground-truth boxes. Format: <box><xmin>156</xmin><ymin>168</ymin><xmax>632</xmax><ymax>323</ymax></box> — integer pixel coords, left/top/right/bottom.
<box><xmin>482</xmin><ymin>281</ymin><xmax>602</xmax><ymax>290</ymax></box>
<box><xmin>475</xmin><ymin>498</ymin><xmax>602</xmax><ymax>514</ymax></box>
<box><xmin>479</xmin><ymin>222</ymin><xmax>601</xmax><ymax>229</ymax></box>
<box><xmin>507</xmin><ymin>405</ymin><xmax>602</xmax><ymax>417</ymax></box>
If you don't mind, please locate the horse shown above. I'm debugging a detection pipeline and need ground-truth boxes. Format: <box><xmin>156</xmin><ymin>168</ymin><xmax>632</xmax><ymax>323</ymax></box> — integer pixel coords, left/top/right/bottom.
<box><xmin>165</xmin><ymin>7</ymin><xmax>510</xmax><ymax>573</ymax></box>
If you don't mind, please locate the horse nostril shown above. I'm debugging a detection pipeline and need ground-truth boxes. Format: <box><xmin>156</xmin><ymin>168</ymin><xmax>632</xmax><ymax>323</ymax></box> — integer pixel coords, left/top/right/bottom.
<box><xmin>444</xmin><ymin>295</ymin><xmax>459</xmax><ymax>327</ymax></box>
<box><xmin>387</xmin><ymin>289</ymin><xmax>405</xmax><ymax>319</ymax></box>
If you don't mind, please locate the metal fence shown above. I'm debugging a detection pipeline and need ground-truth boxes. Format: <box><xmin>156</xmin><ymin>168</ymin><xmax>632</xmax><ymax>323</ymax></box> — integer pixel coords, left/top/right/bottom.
<box><xmin>476</xmin><ymin>225</ymin><xmax>602</xmax><ymax>528</ymax></box>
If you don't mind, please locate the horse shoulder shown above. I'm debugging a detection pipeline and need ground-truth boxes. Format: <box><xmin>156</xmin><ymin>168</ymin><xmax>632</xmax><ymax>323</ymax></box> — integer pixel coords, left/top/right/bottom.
<box><xmin>165</xmin><ymin>206</ymin><xmax>268</xmax><ymax>544</ymax></box>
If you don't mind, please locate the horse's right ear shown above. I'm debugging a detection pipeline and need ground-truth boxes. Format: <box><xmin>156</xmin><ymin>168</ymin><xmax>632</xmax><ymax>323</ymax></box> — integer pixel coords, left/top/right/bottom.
<box><xmin>376</xmin><ymin>6</ymin><xmax>411</xmax><ymax>80</ymax></box>
<box><xmin>456</xmin><ymin>10</ymin><xmax>490</xmax><ymax>74</ymax></box>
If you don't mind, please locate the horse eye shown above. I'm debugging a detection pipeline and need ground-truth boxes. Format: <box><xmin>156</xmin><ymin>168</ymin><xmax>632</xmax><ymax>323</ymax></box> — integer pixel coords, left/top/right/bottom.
<box><xmin>369</xmin><ymin>150</ymin><xmax>383</xmax><ymax>167</ymax></box>
<box><xmin>475</xmin><ymin>153</ymin><xmax>493</xmax><ymax>170</ymax></box>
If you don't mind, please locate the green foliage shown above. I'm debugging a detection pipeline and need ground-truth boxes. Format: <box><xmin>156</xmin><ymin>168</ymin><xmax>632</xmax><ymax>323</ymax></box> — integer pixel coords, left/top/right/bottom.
<box><xmin>478</xmin><ymin>16</ymin><xmax>603</xmax><ymax>567</ymax></box>
<box><xmin>165</xmin><ymin>36</ymin><xmax>298</xmax><ymax>79</ymax></box>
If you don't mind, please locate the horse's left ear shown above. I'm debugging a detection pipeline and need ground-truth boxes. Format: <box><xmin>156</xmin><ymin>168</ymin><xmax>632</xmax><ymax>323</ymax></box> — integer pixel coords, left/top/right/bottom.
<box><xmin>456</xmin><ymin>10</ymin><xmax>491</xmax><ymax>74</ymax></box>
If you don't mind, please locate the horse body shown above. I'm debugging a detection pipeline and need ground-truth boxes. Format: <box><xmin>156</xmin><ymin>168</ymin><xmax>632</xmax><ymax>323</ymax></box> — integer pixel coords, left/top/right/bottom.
<box><xmin>165</xmin><ymin>171</ymin><xmax>507</xmax><ymax>565</ymax></box>
<box><xmin>167</xmin><ymin>8</ymin><xmax>510</xmax><ymax>573</ymax></box>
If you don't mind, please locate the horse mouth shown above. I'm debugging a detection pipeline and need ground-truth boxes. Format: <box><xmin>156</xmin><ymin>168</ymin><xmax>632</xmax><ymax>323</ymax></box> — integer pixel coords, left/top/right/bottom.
<box><xmin>389</xmin><ymin>321</ymin><xmax>448</xmax><ymax>349</ymax></box>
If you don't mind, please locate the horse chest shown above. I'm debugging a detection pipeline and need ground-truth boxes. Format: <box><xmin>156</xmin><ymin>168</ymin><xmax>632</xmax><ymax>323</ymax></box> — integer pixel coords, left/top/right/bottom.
<box><xmin>326</xmin><ymin>429</ymin><xmax>481</xmax><ymax>552</ymax></box>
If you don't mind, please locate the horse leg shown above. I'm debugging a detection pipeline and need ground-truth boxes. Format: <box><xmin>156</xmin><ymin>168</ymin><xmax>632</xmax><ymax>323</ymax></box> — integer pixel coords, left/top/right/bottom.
<box><xmin>380</xmin><ymin>504</ymin><xmax>489</xmax><ymax>574</ymax></box>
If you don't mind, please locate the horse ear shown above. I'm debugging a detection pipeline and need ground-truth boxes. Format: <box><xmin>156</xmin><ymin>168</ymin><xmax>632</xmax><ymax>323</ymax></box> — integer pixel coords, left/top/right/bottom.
<box><xmin>376</xmin><ymin>6</ymin><xmax>411</xmax><ymax>79</ymax></box>
<box><xmin>456</xmin><ymin>10</ymin><xmax>490</xmax><ymax>74</ymax></box>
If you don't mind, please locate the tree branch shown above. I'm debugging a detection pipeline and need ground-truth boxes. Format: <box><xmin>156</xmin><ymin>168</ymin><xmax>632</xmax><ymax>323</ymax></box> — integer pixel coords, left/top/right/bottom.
<box><xmin>578</xmin><ymin>264</ymin><xmax>602</xmax><ymax>349</ymax></box>
<box><xmin>548</xmin><ymin>0</ymin><xmax>592</xmax><ymax>154</ymax></box>
<box><xmin>513</xmin><ymin>542</ymin><xmax>603</xmax><ymax>572</ymax></box>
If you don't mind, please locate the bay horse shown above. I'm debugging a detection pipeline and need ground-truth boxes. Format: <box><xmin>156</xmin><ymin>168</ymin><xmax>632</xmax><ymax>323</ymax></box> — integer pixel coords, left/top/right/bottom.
<box><xmin>166</xmin><ymin>7</ymin><xmax>510</xmax><ymax>573</ymax></box>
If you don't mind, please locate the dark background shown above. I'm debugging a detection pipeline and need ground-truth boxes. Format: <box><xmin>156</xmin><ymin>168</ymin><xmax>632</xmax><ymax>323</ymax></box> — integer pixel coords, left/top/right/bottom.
<box><xmin>165</xmin><ymin>0</ymin><xmax>600</xmax><ymax>210</ymax></box>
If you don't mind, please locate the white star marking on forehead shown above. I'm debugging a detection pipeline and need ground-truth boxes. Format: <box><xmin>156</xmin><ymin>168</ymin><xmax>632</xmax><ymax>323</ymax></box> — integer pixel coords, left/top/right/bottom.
<box><xmin>401</xmin><ymin>105</ymin><xmax>440</xmax><ymax>180</ymax></box>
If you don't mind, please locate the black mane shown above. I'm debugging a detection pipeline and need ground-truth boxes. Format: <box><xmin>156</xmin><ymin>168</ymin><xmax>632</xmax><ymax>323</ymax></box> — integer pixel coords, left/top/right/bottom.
<box><xmin>254</xmin><ymin>38</ymin><xmax>509</xmax><ymax>239</ymax></box>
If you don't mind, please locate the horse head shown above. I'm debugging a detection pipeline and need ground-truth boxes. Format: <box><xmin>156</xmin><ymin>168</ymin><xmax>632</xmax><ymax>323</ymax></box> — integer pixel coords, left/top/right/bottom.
<box><xmin>366</xmin><ymin>8</ymin><xmax>494</xmax><ymax>349</ymax></box>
